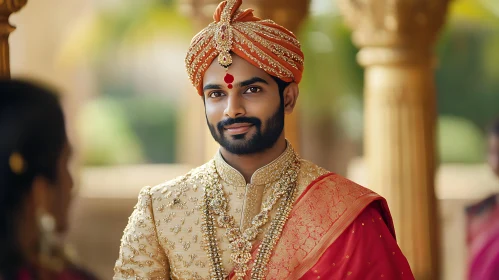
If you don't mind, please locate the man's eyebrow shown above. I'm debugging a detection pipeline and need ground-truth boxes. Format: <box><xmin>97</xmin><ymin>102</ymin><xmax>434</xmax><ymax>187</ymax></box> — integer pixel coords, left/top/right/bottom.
<box><xmin>203</xmin><ymin>83</ymin><xmax>223</xmax><ymax>91</ymax></box>
<box><xmin>238</xmin><ymin>77</ymin><xmax>269</xmax><ymax>88</ymax></box>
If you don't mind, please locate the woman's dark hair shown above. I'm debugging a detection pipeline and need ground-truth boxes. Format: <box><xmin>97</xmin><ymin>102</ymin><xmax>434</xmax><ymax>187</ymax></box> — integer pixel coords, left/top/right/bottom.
<box><xmin>0</xmin><ymin>79</ymin><xmax>67</xmax><ymax>276</ymax></box>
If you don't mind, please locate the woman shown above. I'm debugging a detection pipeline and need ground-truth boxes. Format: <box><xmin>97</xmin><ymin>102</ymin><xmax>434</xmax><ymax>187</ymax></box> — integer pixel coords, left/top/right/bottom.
<box><xmin>466</xmin><ymin>118</ymin><xmax>499</xmax><ymax>280</ymax></box>
<box><xmin>0</xmin><ymin>80</ymin><xmax>97</xmax><ymax>280</ymax></box>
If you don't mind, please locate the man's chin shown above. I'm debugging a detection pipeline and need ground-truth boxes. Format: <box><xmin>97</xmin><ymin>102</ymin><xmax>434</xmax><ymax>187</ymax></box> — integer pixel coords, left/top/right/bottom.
<box><xmin>224</xmin><ymin>138</ymin><xmax>251</xmax><ymax>148</ymax></box>
<box><xmin>219</xmin><ymin>139</ymin><xmax>255</xmax><ymax>153</ymax></box>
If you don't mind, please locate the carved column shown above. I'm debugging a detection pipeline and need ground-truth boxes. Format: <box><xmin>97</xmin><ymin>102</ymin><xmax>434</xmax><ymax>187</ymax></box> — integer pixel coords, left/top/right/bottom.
<box><xmin>338</xmin><ymin>1</ymin><xmax>450</xmax><ymax>279</ymax></box>
<box><xmin>179</xmin><ymin>0</ymin><xmax>309</xmax><ymax>160</ymax></box>
<box><xmin>0</xmin><ymin>0</ymin><xmax>27</xmax><ymax>78</ymax></box>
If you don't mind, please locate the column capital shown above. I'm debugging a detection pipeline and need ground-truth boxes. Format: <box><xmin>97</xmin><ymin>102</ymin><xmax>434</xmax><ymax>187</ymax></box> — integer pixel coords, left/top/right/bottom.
<box><xmin>242</xmin><ymin>0</ymin><xmax>310</xmax><ymax>33</ymax></box>
<box><xmin>338</xmin><ymin>0</ymin><xmax>450</xmax><ymax>66</ymax></box>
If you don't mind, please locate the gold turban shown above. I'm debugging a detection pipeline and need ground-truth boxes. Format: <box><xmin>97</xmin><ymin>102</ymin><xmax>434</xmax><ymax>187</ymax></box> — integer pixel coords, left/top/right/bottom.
<box><xmin>185</xmin><ymin>0</ymin><xmax>304</xmax><ymax>95</ymax></box>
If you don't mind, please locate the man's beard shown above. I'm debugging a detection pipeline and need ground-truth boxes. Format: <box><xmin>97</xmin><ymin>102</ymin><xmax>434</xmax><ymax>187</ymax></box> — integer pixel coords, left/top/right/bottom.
<box><xmin>207</xmin><ymin>103</ymin><xmax>284</xmax><ymax>155</ymax></box>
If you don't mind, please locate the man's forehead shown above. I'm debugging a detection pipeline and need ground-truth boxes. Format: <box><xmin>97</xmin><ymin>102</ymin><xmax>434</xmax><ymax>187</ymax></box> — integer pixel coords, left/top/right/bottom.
<box><xmin>203</xmin><ymin>55</ymin><xmax>268</xmax><ymax>84</ymax></box>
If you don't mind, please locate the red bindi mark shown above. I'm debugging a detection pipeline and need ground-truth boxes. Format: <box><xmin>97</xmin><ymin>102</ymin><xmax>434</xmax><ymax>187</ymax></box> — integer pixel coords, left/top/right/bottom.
<box><xmin>224</xmin><ymin>73</ymin><xmax>234</xmax><ymax>83</ymax></box>
<box><xmin>224</xmin><ymin>73</ymin><xmax>234</xmax><ymax>89</ymax></box>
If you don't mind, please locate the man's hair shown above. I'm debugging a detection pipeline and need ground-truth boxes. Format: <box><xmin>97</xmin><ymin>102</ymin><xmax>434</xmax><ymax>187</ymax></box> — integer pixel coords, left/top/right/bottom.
<box><xmin>271</xmin><ymin>76</ymin><xmax>291</xmax><ymax>103</ymax></box>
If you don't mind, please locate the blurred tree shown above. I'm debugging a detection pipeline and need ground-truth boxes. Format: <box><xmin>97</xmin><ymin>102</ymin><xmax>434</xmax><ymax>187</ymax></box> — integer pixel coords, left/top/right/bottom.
<box><xmin>59</xmin><ymin>0</ymin><xmax>192</xmax><ymax>165</ymax></box>
<box><xmin>298</xmin><ymin>14</ymin><xmax>363</xmax><ymax>173</ymax></box>
<box><xmin>59</xmin><ymin>0</ymin><xmax>192</xmax><ymax>64</ymax></box>
<box><xmin>438</xmin><ymin>116</ymin><xmax>486</xmax><ymax>163</ymax></box>
<box><xmin>78</xmin><ymin>98</ymin><xmax>145</xmax><ymax>165</ymax></box>
<box><xmin>436</xmin><ymin>0</ymin><xmax>499</xmax><ymax>134</ymax></box>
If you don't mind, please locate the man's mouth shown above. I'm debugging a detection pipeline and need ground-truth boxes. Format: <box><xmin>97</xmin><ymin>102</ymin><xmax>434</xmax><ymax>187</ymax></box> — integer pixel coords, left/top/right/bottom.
<box><xmin>224</xmin><ymin>123</ymin><xmax>253</xmax><ymax>135</ymax></box>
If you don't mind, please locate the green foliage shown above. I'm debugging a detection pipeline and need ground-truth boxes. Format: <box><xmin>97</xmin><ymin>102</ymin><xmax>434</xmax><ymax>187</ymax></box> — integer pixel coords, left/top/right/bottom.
<box><xmin>117</xmin><ymin>97</ymin><xmax>178</xmax><ymax>164</ymax></box>
<box><xmin>438</xmin><ymin>116</ymin><xmax>486</xmax><ymax>163</ymax></box>
<box><xmin>449</xmin><ymin>0</ymin><xmax>498</xmax><ymax>22</ymax></box>
<box><xmin>78</xmin><ymin>98</ymin><xmax>145</xmax><ymax>166</ymax></box>
<box><xmin>299</xmin><ymin>15</ymin><xmax>363</xmax><ymax>120</ymax></box>
<box><xmin>435</xmin><ymin>22</ymin><xmax>499</xmax><ymax>132</ymax></box>
<box><xmin>59</xmin><ymin>0</ymin><xmax>193</xmax><ymax>65</ymax></box>
<box><xmin>79</xmin><ymin>96</ymin><xmax>178</xmax><ymax>166</ymax></box>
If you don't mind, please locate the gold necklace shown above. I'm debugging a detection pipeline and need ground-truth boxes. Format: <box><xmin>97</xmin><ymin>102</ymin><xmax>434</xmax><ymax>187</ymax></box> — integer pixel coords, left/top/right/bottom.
<box><xmin>201</xmin><ymin>158</ymin><xmax>300</xmax><ymax>280</ymax></box>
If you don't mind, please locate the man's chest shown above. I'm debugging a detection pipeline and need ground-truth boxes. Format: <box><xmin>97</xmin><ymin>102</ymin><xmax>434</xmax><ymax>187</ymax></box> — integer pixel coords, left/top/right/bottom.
<box><xmin>152</xmin><ymin>185</ymin><xmax>275</xmax><ymax>280</ymax></box>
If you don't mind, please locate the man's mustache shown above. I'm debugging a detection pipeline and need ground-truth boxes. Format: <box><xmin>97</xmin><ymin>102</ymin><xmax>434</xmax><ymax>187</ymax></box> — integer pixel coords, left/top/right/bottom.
<box><xmin>217</xmin><ymin>117</ymin><xmax>262</xmax><ymax>131</ymax></box>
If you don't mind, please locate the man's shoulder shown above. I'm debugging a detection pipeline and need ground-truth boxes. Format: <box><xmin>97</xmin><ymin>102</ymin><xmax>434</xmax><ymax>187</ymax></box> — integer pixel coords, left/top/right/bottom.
<box><xmin>321</xmin><ymin>173</ymin><xmax>377</xmax><ymax>196</ymax></box>
<box><xmin>294</xmin><ymin>159</ymin><xmax>376</xmax><ymax>205</ymax></box>
<box><xmin>297</xmin><ymin>159</ymin><xmax>329</xmax><ymax>185</ymax></box>
<box><xmin>298</xmin><ymin>158</ymin><xmax>329</xmax><ymax>175</ymax></box>
<box><xmin>298</xmin><ymin>159</ymin><xmax>376</xmax><ymax>195</ymax></box>
<box><xmin>145</xmin><ymin>162</ymin><xmax>212</xmax><ymax>200</ymax></box>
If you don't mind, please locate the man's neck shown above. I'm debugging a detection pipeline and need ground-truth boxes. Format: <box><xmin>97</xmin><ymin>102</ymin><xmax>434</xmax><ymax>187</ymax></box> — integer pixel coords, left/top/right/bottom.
<box><xmin>220</xmin><ymin>136</ymin><xmax>287</xmax><ymax>183</ymax></box>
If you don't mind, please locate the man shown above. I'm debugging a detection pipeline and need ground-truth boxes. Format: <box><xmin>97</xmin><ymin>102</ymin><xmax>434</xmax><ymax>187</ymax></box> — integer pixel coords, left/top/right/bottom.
<box><xmin>114</xmin><ymin>0</ymin><xmax>414</xmax><ymax>279</ymax></box>
<box><xmin>466</xmin><ymin>118</ymin><xmax>499</xmax><ymax>280</ymax></box>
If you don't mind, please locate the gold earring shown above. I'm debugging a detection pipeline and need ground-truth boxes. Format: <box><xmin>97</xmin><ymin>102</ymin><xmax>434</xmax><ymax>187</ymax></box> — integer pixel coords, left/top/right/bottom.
<box><xmin>9</xmin><ymin>152</ymin><xmax>25</xmax><ymax>175</ymax></box>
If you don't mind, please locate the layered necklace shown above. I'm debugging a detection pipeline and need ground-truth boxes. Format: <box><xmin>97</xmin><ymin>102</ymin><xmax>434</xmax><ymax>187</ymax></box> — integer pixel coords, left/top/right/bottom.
<box><xmin>201</xmin><ymin>157</ymin><xmax>300</xmax><ymax>280</ymax></box>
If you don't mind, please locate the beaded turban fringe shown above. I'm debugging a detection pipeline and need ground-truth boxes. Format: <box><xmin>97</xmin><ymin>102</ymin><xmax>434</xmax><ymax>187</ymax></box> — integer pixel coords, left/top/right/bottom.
<box><xmin>185</xmin><ymin>0</ymin><xmax>305</xmax><ymax>95</ymax></box>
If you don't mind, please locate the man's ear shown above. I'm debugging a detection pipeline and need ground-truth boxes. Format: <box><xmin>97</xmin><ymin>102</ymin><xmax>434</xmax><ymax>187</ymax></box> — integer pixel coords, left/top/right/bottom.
<box><xmin>283</xmin><ymin>82</ymin><xmax>299</xmax><ymax>114</ymax></box>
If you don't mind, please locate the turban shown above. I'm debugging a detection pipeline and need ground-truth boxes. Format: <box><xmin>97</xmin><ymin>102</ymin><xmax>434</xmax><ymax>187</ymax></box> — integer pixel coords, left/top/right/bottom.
<box><xmin>185</xmin><ymin>0</ymin><xmax>304</xmax><ymax>95</ymax></box>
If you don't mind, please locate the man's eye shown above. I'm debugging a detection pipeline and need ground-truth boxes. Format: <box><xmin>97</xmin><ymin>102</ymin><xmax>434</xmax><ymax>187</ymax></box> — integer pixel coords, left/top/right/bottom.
<box><xmin>246</xmin><ymin>87</ymin><xmax>261</xmax><ymax>94</ymax></box>
<box><xmin>209</xmin><ymin>92</ymin><xmax>224</xmax><ymax>98</ymax></box>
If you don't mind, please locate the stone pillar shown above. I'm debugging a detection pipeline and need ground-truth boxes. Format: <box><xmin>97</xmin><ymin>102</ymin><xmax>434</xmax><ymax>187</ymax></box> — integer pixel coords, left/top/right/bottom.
<box><xmin>0</xmin><ymin>0</ymin><xmax>28</xmax><ymax>78</ymax></box>
<box><xmin>338</xmin><ymin>1</ymin><xmax>450</xmax><ymax>279</ymax></box>
<box><xmin>179</xmin><ymin>0</ymin><xmax>310</xmax><ymax>160</ymax></box>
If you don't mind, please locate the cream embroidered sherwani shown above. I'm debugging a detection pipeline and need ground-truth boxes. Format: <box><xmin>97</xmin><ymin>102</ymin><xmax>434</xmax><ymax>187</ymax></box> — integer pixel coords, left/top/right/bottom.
<box><xmin>113</xmin><ymin>144</ymin><xmax>327</xmax><ymax>279</ymax></box>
